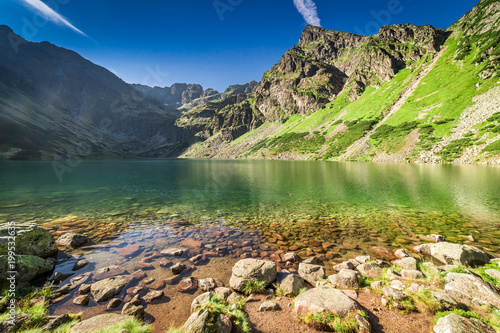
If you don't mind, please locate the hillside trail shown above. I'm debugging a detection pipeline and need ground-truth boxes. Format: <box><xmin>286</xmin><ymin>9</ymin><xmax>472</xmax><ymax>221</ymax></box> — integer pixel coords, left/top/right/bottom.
<box><xmin>339</xmin><ymin>47</ymin><xmax>447</xmax><ymax>160</ymax></box>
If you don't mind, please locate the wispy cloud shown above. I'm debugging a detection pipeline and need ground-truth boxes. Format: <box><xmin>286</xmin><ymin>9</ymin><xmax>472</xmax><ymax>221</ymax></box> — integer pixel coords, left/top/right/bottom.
<box><xmin>293</xmin><ymin>0</ymin><xmax>321</xmax><ymax>27</ymax></box>
<box><xmin>20</xmin><ymin>0</ymin><xmax>86</xmax><ymax>36</ymax></box>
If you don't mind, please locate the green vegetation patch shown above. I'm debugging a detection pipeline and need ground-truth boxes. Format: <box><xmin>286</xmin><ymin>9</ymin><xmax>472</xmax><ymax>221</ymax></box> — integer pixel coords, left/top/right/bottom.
<box><xmin>249</xmin><ymin>131</ymin><xmax>326</xmax><ymax>156</ymax></box>
<box><xmin>301</xmin><ymin>310</ymin><xmax>368</xmax><ymax>333</ymax></box>
<box><xmin>241</xmin><ymin>279</ymin><xmax>266</xmax><ymax>295</ymax></box>
<box><xmin>436</xmin><ymin>137</ymin><xmax>476</xmax><ymax>162</ymax></box>
<box><xmin>483</xmin><ymin>139</ymin><xmax>500</xmax><ymax>154</ymax></box>
<box><xmin>323</xmin><ymin>118</ymin><xmax>379</xmax><ymax>159</ymax></box>
<box><xmin>203</xmin><ymin>294</ymin><xmax>251</xmax><ymax>333</ymax></box>
<box><xmin>434</xmin><ymin>309</ymin><xmax>486</xmax><ymax>324</ymax></box>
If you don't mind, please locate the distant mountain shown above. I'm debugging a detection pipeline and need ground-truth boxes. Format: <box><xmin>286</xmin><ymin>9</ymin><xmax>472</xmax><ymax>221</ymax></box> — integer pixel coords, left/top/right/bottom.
<box><xmin>0</xmin><ymin>25</ymin><xmax>195</xmax><ymax>159</ymax></box>
<box><xmin>179</xmin><ymin>0</ymin><xmax>500</xmax><ymax>165</ymax></box>
<box><xmin>0</xmin><ymin>26</ymin><xmax>256</xmax><ymax>160</ymax></box>
<box><xmin>131</xmin><ymin>80</ymin><xmax>259</xmax><ymax>113</ymax></box>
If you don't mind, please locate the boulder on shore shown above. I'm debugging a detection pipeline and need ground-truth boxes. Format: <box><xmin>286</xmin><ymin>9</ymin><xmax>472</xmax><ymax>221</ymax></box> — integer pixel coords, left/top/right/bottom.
<box><xmin>182</xmin><ymin>308</ymin><xmax>231</xmax><ymax>333</ymax></box>
<box><xmin>433</xmin><ymin>313</ymin><xmax>495</xmax><ymax>333</ymax></box>
<box><xmin>429</xmin><ymin>243</ymin><xmax>490</xmax><ymax>266</ymax></box>
<box><xmin>298</xmin><ymin>263</ymin><xmax>326</xmax><ymax>285</ymax></box>
<box><xmin>294</xmin><ymin>287</ymin><xmax>360</xmax><ymax>318</ymax></box>
<box><xmin>444</xmin><ymin>272</ymin><xmax>500</xmax><ymax>309</ymax></box>
<box><xmin>0</xmin><ymin>222</ymin><xmax>57</xmax><ymax>258</ymax></box>
<box><xmin>277</xmin><ymin>273</ymin><xmax>309</xmax><ymax>296</ymax></box>
<box><xmin>0</xmin><ymin>254</ymin><xmax>55</xmax><ymax>282</ymax></box>
<box><xmin>229</xmin><ymin>259</ymin><xmax>276</xmax><ymax>292</ymax></box>
<box><xmin>70</xmin><ymin>314</ymin><xmax>134</xmax><ymax>333</ymax></box>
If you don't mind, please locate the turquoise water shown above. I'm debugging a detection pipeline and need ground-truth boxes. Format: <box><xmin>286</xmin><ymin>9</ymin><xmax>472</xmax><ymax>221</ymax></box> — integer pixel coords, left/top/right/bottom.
<box><xmin>1</xmin><ymin>159</ymin><xmax>500</xmax><ymax>252</ymax></box>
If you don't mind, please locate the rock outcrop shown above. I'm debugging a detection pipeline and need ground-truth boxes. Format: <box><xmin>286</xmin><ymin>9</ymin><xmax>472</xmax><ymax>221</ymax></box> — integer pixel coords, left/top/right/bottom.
<box><xmin>433</xmin><ymin>313</ymin><xmax>495</xmax><ymax>333</ymax></box>
<box><xmin>0</xmin><ymin>223</ymin><xmax>57</xmax><ymax>258</ymax></box>
<box><xmin>229</xmin><ymin>259</ymin><xmax>276</xmax><ymax>292</ymax></box>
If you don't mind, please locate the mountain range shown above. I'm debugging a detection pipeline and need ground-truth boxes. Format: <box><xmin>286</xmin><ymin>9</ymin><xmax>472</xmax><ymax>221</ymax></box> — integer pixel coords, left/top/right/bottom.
<box><xmin>0</xmin><ymin>0</ymin><xmax>499</xmax><ymax>164</ymax></box>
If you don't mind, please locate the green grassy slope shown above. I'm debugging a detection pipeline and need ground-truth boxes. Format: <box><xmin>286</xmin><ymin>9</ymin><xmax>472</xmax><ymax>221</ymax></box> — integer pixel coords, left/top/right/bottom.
<box><xmin>181</xmin><ymin>0</ymin><xmax>500</xmax><ymax>164</ymax></box>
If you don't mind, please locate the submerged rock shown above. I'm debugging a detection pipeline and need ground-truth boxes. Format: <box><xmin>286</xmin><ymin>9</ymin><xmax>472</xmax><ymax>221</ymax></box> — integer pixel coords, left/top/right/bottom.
<box><xmin>143</xmin><ymin>290</ymin><xmax>164</xmax><ymax>302</ymax></box>
<box><xmin>56</xmin><ymin>233</ymin><xmax>89</xmax><ymax>248</ymax></box>
<box><xmin>72</xmin><ymin>259</ymin><xmax>89</xmax><ymax>271</ymax></box>
<box><xmin>94</xmin><ymin>265</ymin><xmax>126</xmax><ymax>280</ymax></box>
<box><xmin>171</xmin><ymin>262</ymin><xmax>186</xmax><ymax>275</ymax></box>
<box><xmin>73</xmin><ymin>295</ymin><xmax>90</xmax><ymax>306</ymax></box>
<box><xmin>178</xmin><ymin>277</ymin><xmax>198</xmax><ymax>292</ymax></box>
<box><xmin>90</xmin><ymin>276</ymin><xmax>129</xmax><ymax>302</ymax></box>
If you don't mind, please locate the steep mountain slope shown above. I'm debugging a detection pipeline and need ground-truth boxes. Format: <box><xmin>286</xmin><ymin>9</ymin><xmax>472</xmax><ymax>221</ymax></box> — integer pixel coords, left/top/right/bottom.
<box><xmin>0</xmin><ymin>26</ymin><xmax>196</xmax><ymax>159</ymax></box>
<box><xmin>181</xmin><ymin>0</ymin><xmax>500</xmax><ymax>165</ymax></box>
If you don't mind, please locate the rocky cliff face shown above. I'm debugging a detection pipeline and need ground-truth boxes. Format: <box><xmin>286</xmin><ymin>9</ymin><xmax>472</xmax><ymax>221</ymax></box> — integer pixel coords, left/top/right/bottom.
<box><xmin>253</xmin><ymin>24</ymin><xmax>449</xmax><ymax>120</ymax></box>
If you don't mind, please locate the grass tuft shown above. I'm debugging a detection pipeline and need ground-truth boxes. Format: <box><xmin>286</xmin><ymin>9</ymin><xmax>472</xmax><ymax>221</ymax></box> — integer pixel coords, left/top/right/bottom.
<box><xmin>242</xmin><ymin>279</ymin><xmax>266</xmax><ymax>295</ymax></box>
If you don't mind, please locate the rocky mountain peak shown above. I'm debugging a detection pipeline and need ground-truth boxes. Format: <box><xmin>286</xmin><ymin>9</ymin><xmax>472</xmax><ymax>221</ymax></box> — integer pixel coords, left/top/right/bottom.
<box><xmin>377</xmin><ymin>24</ymin><xmax>449</xmax><ymax>52</ymax></box>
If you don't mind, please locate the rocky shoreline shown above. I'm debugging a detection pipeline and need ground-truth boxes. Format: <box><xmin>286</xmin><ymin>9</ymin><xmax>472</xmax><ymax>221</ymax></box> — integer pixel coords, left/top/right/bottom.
<box><xmin>1</xmin><ymin>223</ymin><xmax>500</xmax><ymax>332</ymax></box>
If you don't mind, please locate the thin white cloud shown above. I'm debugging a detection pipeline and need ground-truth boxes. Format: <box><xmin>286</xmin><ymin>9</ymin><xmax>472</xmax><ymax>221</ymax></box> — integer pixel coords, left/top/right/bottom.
<box><xmin>20</xmin><ymin>0</ymin><xmax>86</xmax><ymax>36</ymax></box>
<box><xmin>293</xmin><ymin>0</ymin><xmax>321</xmax><ymax>27</ymax></box>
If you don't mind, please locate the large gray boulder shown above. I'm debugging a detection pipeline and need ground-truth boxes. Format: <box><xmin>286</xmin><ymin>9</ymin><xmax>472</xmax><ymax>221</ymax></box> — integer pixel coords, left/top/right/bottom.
<box><xmin>0</xmin><ymin>223</ymin><xmax>57</xmax><ymax>258</ymax></box>
<box><xmin>430</xmin><ymin>243</ymin><xmax>490</xmax><ymax>266</ymax></box>
<box><xmin>0</xmin><ymin>255</ymin><xmax>54</xmax><ymax>281</ymax></box>
<box><xmin>294</xmin><ymin>287</ymin><xmax>360</xmax><ymax>318</ymax></box>
<box><xmin>191</xmin><ymin>292</ymin><xmax>211</xmax><ymax>313</ymax></box>
<box><xmin>183</xmin><ymin>309</ymin><xmax>210</xmax><ymax>333</ymax></box>
<box><xmin>298</xmin><ymin>263</ymin><xmax>326</xmax><ymax>285</ymax></box>
<box><xmin>90</xmin><ymin>276</ymin><xmax>129</xmax><ymax>302</ymax></box>
<box><xmin>356</xmin><ymin>262</ymin><xmax>382</xmax><ymax>278</ymax></box>
<box><xmin>445</xmin><ymin>273</ymin><xmax>500</xmax><ymax>308</ymax></box>
<box><xmin>229</xmin><ymin>259</ymin><xmax>276</xmax><ymax>292</ymax></box>
<box><xmin>433</xmin><ymin>313</ymin><xmax>495</xmax><ymax>333</ymax></box>
<box><xmin>431</xmin><ymin>291</ymin><xmax>459</xmax><ymax>310</ymax></box>
<box><xmin>70</xmin><ymin>314</ymin><xmax>134</xmax><ymax>333</ymax></box>
<box><xmin>328</xmin><ymin>269</ymin><xmax>361</xmax><ymax>289</ymax></box>
<box><xmin>393</xmin><ymin>257</ymin><xmax>417</xmax><ymax>270</ymax></box>
<box><xmin>277</xmin><ymin>273</ymin><xmax>309</xmax><ymax>296</ymax></box>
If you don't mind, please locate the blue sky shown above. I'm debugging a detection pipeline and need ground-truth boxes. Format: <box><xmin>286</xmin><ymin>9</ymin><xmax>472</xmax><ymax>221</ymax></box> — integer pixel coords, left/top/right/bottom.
<box><xmin>0</xmin><ymin>0</ymin><xmax>478</xmax><ymax>91</ymax></box>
